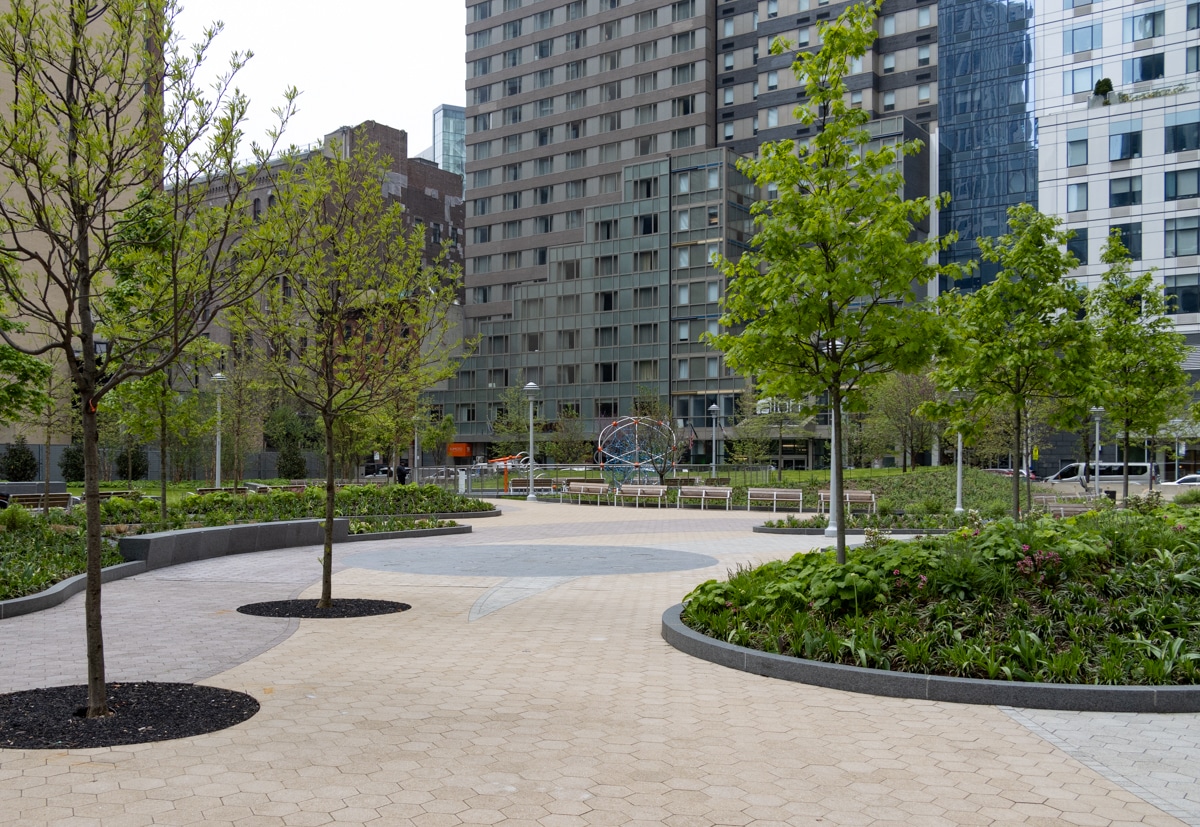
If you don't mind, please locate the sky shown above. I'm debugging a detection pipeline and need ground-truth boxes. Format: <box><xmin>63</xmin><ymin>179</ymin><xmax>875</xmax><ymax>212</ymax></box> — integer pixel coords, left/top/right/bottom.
<box><xmin>175</xmin><ymin>1</ymin><xmax>467</xmax><ymax>155</ymax></box>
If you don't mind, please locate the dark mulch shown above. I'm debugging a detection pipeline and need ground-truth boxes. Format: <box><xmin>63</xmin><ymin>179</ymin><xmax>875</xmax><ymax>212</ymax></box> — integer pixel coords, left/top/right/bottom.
<box><xmin>236</xmin><ymin>598</ymin><xmax>410</xmax><ymax>618</ymax></box>
<box><xmin>0</xmin><ymin>682</ymin><xmax>260</xmax><ymax>750</ymax></box>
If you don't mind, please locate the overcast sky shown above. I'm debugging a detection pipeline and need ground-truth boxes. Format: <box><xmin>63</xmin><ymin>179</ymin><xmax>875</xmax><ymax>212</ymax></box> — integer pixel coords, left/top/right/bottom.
<box><xmin>176</xmin><ymin>2</ymin><xmax>467</xmax><ymax>155</ymax></box>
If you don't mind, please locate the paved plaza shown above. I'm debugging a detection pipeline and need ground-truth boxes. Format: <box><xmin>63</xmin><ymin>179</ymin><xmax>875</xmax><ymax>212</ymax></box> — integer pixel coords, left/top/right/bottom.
<box><xmin>1</xmin><ymin>500</ymin><xmax>1198</xmax><ymax>826</ymax></box>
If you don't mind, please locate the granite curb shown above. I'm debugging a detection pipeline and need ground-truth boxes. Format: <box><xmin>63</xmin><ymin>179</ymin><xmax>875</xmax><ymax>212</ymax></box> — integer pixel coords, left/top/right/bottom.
<box><xmin>661</xmin><ymin>603</ymin><xmax>1200</xmax><ymax>713</ymax></box>
<box><xmin>0</xmin><ymin>561</ymin><xmax>146</xmax><ymax>619</ymax></box>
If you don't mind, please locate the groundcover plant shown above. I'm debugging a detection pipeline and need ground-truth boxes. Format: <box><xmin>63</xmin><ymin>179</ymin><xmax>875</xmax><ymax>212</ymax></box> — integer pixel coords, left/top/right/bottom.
<box><xmin>683</xmin><ymin>503</ymin><xmax>1200</xmax><ymax>685</ymax></box>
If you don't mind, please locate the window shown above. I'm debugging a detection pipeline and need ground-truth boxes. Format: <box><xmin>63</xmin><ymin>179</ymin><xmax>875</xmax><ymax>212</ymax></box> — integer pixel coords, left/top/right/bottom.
<box><xmin>472</xmin><ymin>85</ymin><xmax>492</xmax><ymax>105</ymax></box>
<box><xmin>633</xmin><ymin>286</ymin><xmax>658</xmax><ymax>308</ymax></box>
<box><xmin>767</xmin><ymin>0</ymin><xmax>778</xmax><ymax>17</ymax></box>
<box><xmin>504</xmin><ymin>191</ymin><xmax>522</xmax><ymax>210</ymax></box>
<box><xmin>473</xmin><ymin>112</ymin><xmax>492</xmax><ymax>133</ymax></box>
<box><xmin>503</xmin><ymin>219</ymin><xmax>521</xmax><ymax>239</ymax></box>
<box><xmin>565</xmin><ymin>90</ymin><xmax>584</xmax><ymax>110</ymax></box>
<box><xmin>534</xmin><ymin>186</ymin><xmax>552</xmax><ymax>205</ymax></box>
<box><xmin>881</xmin><ymin>15</ymin><xmax>895</xmax><ymax>36</ymax></box>
<box><xmin>1167</xmin><ymin>121</ymin><xmax>1200</xmax><ymax>152</ymax></box>
<box><xmin>599</xmin><ymin>141</ymin><xmax>620</xmax><ymax>161</ymax></box>
<box><xmin>635</xmin><ymin>103</ymin><xmax>657</xmax><ymax>125</ymax></box>
<box><xmin>633</xmin><ymin>250</ymin><xmax>658</xmax><ymax>271</ymax></box>
<box><xmin>504</xmin><ymin>20</ymin><xmax>522</xmax><ymax>39</ymax></box>
<box><xmin>677</xmin><ymin>321</ymin><xmax>690</xmax><ymax>341</ymax></box>
<box><xmin>488</xmin><ymin>335</ymin><xmax>508</xmax><ymax>355</ymax></box>
<box><xmin>677</xmin><ymin>359</ymin><xmax>690</xmax><ymax>380</ymax></box>
<box><xmin>597</xmin><ymin>362</ymin><xmax>617</xmax><ymax>383</ymax></box>
<box><xmin>504</xmin><ymin>162</ymin><xmax>521</xmax><ymax>182</ymax></box>
<box><xmin>503</xmin><ymin>105</ymin><xmax>522</xmax><ymax>126</ymax></box>
<box><xmin>850</xmin><ymin>91</ymin><xmax>863</xmax><ymax>108</ymax></box>
<box><xmin>707</xmin><ymin>281</ymin><xmax>720</xmax><ymax>302</ymax></box>
<box><xmin>723</xmin><ymin>18</ymin><xmax>734</xmax><ymax>37</ymax></box>
<box><xmin>672</xmin><ymin>0</ymin><xmax>695</xmax><ymax>21</ymax></box>
<box><xmin>1166</xmin><ymin>218</ymin><xmax>1200</xmax><ymax>257</ymax></box>
<box><xmin>1111</xmin><ymin>223</ymin><xmax>1142</xmax><ymax>259</ymax></box>
<box><xmin>918</xmin><ymin>6</ymin><xmax>931</xmax><ymax>26</ymax></box>
<box><xmin>472</xmin><ymin>30</ymin><xmax>491</xmax><ymax>49</ymax></box>
<box><xmin>673</xmin><ymin>32</ymin><xmax>696</xmax><ymax>53</ymax></box>
<box><xmin>1067</xmin><ymin>228</ymin><xmax>1088</xmax><ymax>266</ymax></box>
<box><xmin>672</xmin><ymin>127</ymin><xmax>695</xmax><ymax>149</ymax></box>
<box><xmin>536</xmin><ymin>126</ymin><xmax>553</xmax><ymax>146</ymax></box>
<box><xmin>722</xmin><ymin>87</ymin><xmax>734</xmax><ymax>106</ymax></box>
<box><xmin>535</xmin><ymin>10</ymin><xmax>553</xmax><ymax>29</ymax></box>
<box><xmin>472</xmin><ymin>169</ymin><xmax>492</xmax><ymax>188</ymax></box>
<box><xmin>595</xmin><ymin>219</ymin><xmax>617</xmax><ymax>241</ymax></box>
<box><xmin>723</xmin><ymin>123</ymin><xmax>734</xmax><ymax>141</ymax></box>
<box><xmin>1067</xmin><ymin>137</ymin><xmax>1088</xmax><ymax>166</ymax></box>
<box><xmin>473</xmin><ymin>196</ymin><xmax>492</xmax><ymax>216</ymax></box>
<box><xmin>635</xmin><ymin>134</ymin><xmax>657</xmax><ymax>155</ymax></box>
<box><xmin>565</xmin><ymin>29</ymin><xmax>585</xmax><ymax>49</ymax></box>
<box><xmin>565</xmin><ymin>209</ymin><xmax>582</xmax><ymax>229</ymax></box>
<box><xmin>633</xmin><ymin>176</ymin><xmax>659</xmax><ymax>198</ymax></box>
<box><xmin>1124</xmin><ymin>10</ymin><xmax>1165</xmax><ymax>41</ymax></box>
<box><xmin>765</xmin><ymin>107</ymin><xmax>778</xmax><ymax>128</ymax></box>
<box><xmin>706</xmin><ymin>357</ymin><xmax>719</xmax><ymax>379</ymax></box>
<box><xmin>633</xmin><ymin>323</ymin><xmax>658</xmax><ymax>344</ymax></box>
<box><xmin>596</xmin><ymin>290</ymin><xmax>617</xmax><ymax>311</ymax></box>
<box><xmin>1166</xmin><ymin>168</ymin><xmax>1200</xmax><ymax>200</ymax></box>
<box><xmin>536</xmin><ymin>156</ymin><xmax>553</xmax><ymax>174</ymax></box>
<box><xmin>918</xmin><ymin>45</ymin><xmax>931</xmax><ymax>66</ymax></box>
<box><xmin>455</xmin><ymin>404</ymin><xmax>476</xmax><ymax>423</ymax></box>
<box><xmin>472</xmin><ymin>1</ymin><xmax>492</xmax><ymax>22</ymax></box>
<box><xmin>636</xmin><ymin>41</ymin><xmax>658</xmax><ymax>62</ymax></box>
<box><xmin>537</xmin><ymin>97</ymin><xmax>554</xmax><ymax>118</ymax></box>
<box><xmin>565</xmin><ymin>59</ymin><xmax>586</xmax><ymax>80</ymax></box>
<box><xmin>600</xmin><ymin>21</ymin><xmax>618</xmax><ymax>41</ymax></box>
<box><xmin>672</xmin><ymin>64</ymin><xmax>695</xmax><ymax>85</ymax></box>
<box><xmin>599</xmin><ymin>113</ymin><xmax>619</xmax><ymax>132</ymax></box>
<box><xmin>503</xmin><ymin>134</ymin><xmax>521</xmax><ymax>154</ymax></box>
<box><xmin>1190</xmin><ymin>46</ymin><xmax>1200</xmax><ymax>73</ymax></box>
<box><xmin>636</xmin><ymin>10</ymin><xmax>657</xmax><ymax>31</ymax></box>
<box><xmin>672</xmin><ymin>95</ymin><xmax>696</xmax><ymax>117</ymax></box>
<box><xmin>503</xmin><ymin>251</ymin><xmax>521</xmax><ymax>269</ymax></box>
<box><xmin>595</xmin><ymin>400</ymin><xmax>617</xmax><ymax>419</ymax></box>
<box><xmin>1110</xmin><ymin>129</ymin><xmax>1142</xmax><ymax>161</ymax></box>
<box><xmin>1067</xmin><ymin>182</ymin><xmax>1088</xmax><ymax>212</ymax></box>
<box><xmin>882</xmin><ymin>91</ymin><xmax>895</xmax><ymax>111</ymax></box>
<box><xmin>1109</xmin><ymin>176</ymin><xmax>1142</xmax><ymax>207</ymax></box>
<box><xmin>1063</xmin><ymin>66</ymin><xmax>1095</xmax><ymax>95</ymax></box>
<box><xmin>503</xmin><ymin>48</ymin><xmax>522</xmax><ymax>68</ymax></box>
<box><xmin>595</xmin><ymin>326</ymin><xmax>616</xmax><ymax>346</ymax></box>
<box><xmin>723</xmin><ymin>53</ymin><xmax>734</xmax><ymax>71</ymax></box>
<box><xmin>566</xmin><ymin>0</ymin><xmax>583</xmax><ymax>20</ymax></box>
<box><xmin>504</xmin><ymin>77</ymin><xmax>522</xmax><ymax>96</ymax></box>
<box><xmin>882</xmin><ymin>54</ymin><xmax>895</xmax><ymax>73</ymax></box>
<box><xmin>634</xmin><ymin>360</ymin><xmax>657</xmax><ymax>382</ymax></box>
<box><xmin>565</xmin><ymin>179</ymin><xmax>585</xmax><ymax>198</ymax></box>
<box><xmin>1064</xmin><ymin>24</ymin><xmax>1101</xmax><ymax>54</ymax></box>
<box><xmin>636</xmin><ymin>72</ymin><xmax>657</xmax><ymax>94</ymax></box>
<box><xmin>677</xmin><ymin>284</ymin><xmax>690</xmax><ymax>304</ymax></box>
<box><xmin>601</xmin><ymin>81</ymin><xmax>621</xmax><ymax>102</ymax></box>
<box><xmin>917</xmin><ymin>84</ymin><xmax>931</xmax><ymax>103</ymax></box>
<box><xmin>1191</xmin><ymin>3</ymin><xmax>1200</xmax><ymax>28</ymax></box>
<box><xmin>767</xmin><ymin>70</ymin><xmax>779</xmax><ymax>90</ymax></box>
<box><xmin>1166</xmin><ymin>274</ymin><xmax>1200</xmax><ymax>314</ymax></box>
<box><xmin>1123</xmin><ymin>53</ymin><xmax>1165</xmax><ymax>84</ymax></box>
<box><xmin>557</xmin><ymin>364</ymin><xmax>578</xmax><ymax>384</ymax></box>
<box><xmin>600</xmin><ymin>50</ymin><xmax>620</xmax><ymax>71</ymax></box>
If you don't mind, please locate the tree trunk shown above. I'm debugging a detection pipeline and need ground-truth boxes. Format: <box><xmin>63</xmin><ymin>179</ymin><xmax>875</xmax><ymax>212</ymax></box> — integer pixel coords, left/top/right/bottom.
<box><xmin>320</xmin><ymin>412</ymin><xmax>336</xmax><ymax>608</ymax></box>
<box><xmin>43</xmin><ymin>414</ymin><xmax>52</xmax><ymax>518</ymax></box>
<box><xmin>82</xmin><ymin>396</ymin><xmax>108</xmax><ymax>717</ymax></box>
<box><xmin>159</xmin><ymin>379</ymin><xmax>169</xmax><ymax>522</ymax></box>
<box><xmin>831</xmin><ymin>390</ymin><xmax>846</xmax><ymax>565</ymax></box>
<box><xmin>1122</xmin><ymin>424</ymin><xmax>1131</xmax><ymax>505</ymax></box>
<box><xmin>1012</xmin><ymin>406</ymin><xmax>1022</xmax><ymax>520</ymax></box>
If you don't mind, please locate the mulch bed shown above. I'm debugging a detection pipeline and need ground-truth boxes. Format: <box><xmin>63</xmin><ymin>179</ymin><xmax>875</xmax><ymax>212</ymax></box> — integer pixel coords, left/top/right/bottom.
<box><xmin>0</xmin><ymin>682</ymin><xmax>260</xmax><ymax>750</ymax></box>
<box><xmin>236</xmin><ymin>599</ymin><xmax>410</xmax><ymax>618</ymax></box>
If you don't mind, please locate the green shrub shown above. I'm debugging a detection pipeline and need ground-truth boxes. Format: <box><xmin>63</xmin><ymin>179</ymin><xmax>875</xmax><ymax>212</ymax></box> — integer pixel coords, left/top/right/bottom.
<box><xmin>1174</xmin><ymin>488</ymin><xmax>1200</xmax><ymax>505</ymax></box>
<box><xmin>58</xmin><ymin>442</ymin><xmax>84</xmax><ymax>483</ymax></box>
<box><xmin>1</xmin><ymin>435</ymin><xmax>39</xmax><ymax>481</ymax></box>
<box><xmin>113</xmin><ymin>446</ymin><xmax>148</xmax><ymax>481</ymax></box>
<box><xmin>0</xmin><ymin>503</ymin><xmax>34</xmax><ymax>531</ymax></box>
<box><xmin>276</xmin><ymin>444</ymin><xmax>308</xmax><ymax>480</ymax></box>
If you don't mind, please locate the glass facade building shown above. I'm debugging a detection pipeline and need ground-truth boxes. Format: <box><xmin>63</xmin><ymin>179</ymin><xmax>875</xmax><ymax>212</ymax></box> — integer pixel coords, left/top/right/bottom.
<box><xmin>938</xmin><ymin>0</ymin><xmax>1037</xmax><ymax>290</ymax></box>
<box><xmin>433</xmin><ymin>105</ymin><xmax>466</xmax><ymax>178</ymax></box>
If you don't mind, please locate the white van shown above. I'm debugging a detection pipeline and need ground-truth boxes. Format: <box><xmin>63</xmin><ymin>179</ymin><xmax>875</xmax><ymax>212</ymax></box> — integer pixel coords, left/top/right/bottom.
<box><xmin>1044</xmin><ymin>462</ymin><xmax>1156</xmax><ymax>486</ymax></box>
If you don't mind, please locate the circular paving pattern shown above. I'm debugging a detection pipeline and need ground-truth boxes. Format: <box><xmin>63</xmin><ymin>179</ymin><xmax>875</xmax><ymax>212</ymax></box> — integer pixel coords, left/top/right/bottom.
<box><xmin>346</xmin><ymin>543</ymin><xmax>717</xmax><ymax>577</ymax></box>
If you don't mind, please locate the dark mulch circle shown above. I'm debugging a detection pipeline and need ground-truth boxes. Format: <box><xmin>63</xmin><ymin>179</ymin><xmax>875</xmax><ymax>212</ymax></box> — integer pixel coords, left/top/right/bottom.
<box><xmin>0</xmin><ymin>682</ymin><xmax>260</xmax><ymax>750</ymax></box>
<box><xmin>236</xmin><ymin>598</ymin><xmax>410</xmax><ymax>619</ymax></box>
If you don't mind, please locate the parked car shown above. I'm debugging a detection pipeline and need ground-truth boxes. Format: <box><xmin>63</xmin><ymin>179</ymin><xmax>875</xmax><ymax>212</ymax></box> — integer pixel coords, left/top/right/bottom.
<box><xmin>982</xmin><ymin>468</ymin><xmax>1038</xmax><ymax>480</ymax></box>
<box><xmin>1165</xmin><ymin>474</ymin><xmax>1200</xmax><ymax>486</ymax></box>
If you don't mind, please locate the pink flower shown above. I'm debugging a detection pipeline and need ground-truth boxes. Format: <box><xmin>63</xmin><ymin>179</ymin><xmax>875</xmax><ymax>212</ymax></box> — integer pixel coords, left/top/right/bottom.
<box><xmin>1021</xmin><ymin>544</ymin><xmax>1030</xmax><ymax>552</ymax></box>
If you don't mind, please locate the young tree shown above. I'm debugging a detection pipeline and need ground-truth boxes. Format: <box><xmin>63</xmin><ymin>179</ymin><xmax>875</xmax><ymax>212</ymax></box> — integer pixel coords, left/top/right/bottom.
<box><xmin>246</xmin><ymin>135</ymin><xmax>462</xmax><ymax>608</ymax></box>
<box><xmin>863</xmin><ymin>372</ymin><xmax>939</xmax><ymax>471</ymax></box>
<box><xmin>490</xmin><ymin>382</ymin><xmax>542</xmax><ymax>459</ymax></box>
<box><xmin>420</xmin><ymin>411</ymin><xmax>458</xmax><ymax>467</ymax></box>
<box><xmin>710</xmin><ymin>0</ymin><xmax>954</xmax><ymax>563</ymax></box>
<box><xmin>631</xmin><ymin>385</ymin><xmax>684</xmax><ymax>482</ymax></box>
<box><xmin>0</xmin><ymin>0</ymin><xmax>294</xmax><ymax>716</ymax></box>
<box><xmin>1</xmin><ymin>434</ymin><xmax>40</xmax><ymax>481</ymax></box>
<box><xmin>1090</xmin><ymin>231</ymin><xmax>1193</xmax><ymax>501</ymax></box>
<box><xmin>930</xmin><ymin>205</ymin><xmax>1094</xmax><ymax>518</ymax></box>
<box><xmin>544</xmin><ymin>405</ymin><xmax>595</xmax><ymax>465</ymax></box>
<box><xmin>728</xmin><ymin>389</ymin><xmax>774</xmax><ymax>475</ymax></box>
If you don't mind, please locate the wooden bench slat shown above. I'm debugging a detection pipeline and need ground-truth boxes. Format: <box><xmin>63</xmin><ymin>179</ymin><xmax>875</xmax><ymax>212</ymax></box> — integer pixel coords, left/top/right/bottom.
<box><xmin>746</xmin><ymin>488</ymin><xmax>803</xmax><ymax>513</ymax></box>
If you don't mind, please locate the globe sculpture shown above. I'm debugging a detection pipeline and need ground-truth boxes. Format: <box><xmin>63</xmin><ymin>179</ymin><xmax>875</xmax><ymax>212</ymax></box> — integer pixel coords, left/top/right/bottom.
<box><xmin>596</xmin><ymin>416</ymin><xmax>677</xmax><ymax>488</ymax></box>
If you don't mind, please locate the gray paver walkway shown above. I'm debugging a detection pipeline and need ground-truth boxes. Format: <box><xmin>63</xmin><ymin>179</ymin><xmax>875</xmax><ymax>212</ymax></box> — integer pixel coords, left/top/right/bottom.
<box><xmin>1</xmin><ymin>499</ymin><xmax>1198</xmax><ymax>826</ymax></box>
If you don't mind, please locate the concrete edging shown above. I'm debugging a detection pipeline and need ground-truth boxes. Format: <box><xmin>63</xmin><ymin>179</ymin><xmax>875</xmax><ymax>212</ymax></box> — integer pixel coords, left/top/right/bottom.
<box><xmin>342</xmin><ymin>525</ymin><xmax>472</xmax><ymax>542</ymax></box>
<box><xmin>0</xmin><ymin>561</ymin><xmax>147</xmax><ymax>620</ymax></box>
<box><xmin>661</xmin><ymin>603</ymin><xmax>1200</xmax><ymax>713</ymax></box>
<box><xmin>753</xmin><ymin>526</ymin><xmax>958</xmax><ymax>535</ymax></box>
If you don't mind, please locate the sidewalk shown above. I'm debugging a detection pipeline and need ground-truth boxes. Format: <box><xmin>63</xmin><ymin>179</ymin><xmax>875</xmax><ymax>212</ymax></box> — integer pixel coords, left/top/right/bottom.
<box><xmin>1</xmin><ymin>500</ymin><xmax>1197</xmax><ymax>826</ymax></box>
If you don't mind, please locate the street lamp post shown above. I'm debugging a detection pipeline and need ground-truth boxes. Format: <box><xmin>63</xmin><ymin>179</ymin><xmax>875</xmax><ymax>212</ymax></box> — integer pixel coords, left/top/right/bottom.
<box><xmin>825</xmin><ymin>400</ymin><xmax>839</xmax><ymax>538</ymax></box>
<box><xmin>523</xmin><ymin>382</ymin><xmax>539</xmax><ymax>502</ymax></box>
<box><xmin>1171</xmin><ymin>418</ymin><xmax>1183</xmax><ymax>482</ymax></box>
<box><xmin>212</xmin><ymin>372</ymin><xmax>227</xmax><ymax>490</ymax></box>
<box><xmin>1090</xmin><ymin>407</ymin><xmax>1104</xmax><ymax>499</ymax></box>
<box><xmin>708</xmin><ymin>403</ymin><xmax>719</xmax><ymax>482</ymax></box>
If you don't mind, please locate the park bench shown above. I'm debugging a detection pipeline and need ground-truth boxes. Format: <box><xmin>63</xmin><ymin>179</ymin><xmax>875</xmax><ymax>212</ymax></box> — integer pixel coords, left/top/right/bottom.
<box><xmin>96</xmin><ymin>490</ymin><xmax>141</xmax><ymax>501</ymax></box>
<box><xmin>508</xmin><ymin>477</ymin><xmax>556</xmax><ymax>495</ymax></box>
<box><xmin>746</xmin><ymin>488</ymin><xmax>803</xmax><ymax>513</ymax></box>
<box><xmin>818</xmin><ymin>490</ymin><xmax>877</xmax><ymax>515</ymax></box>
<box><xmin>677</xmin><ymin>485</ymin><xmax>733</xmax><ymax>511</ymax></box>
<box><xmin>564</xmin><ymin>481</ymin><xmax>611</xmax><ymax>506</ymax></box>
<box><xmin>6</xmin><ymin>493</ymin><xmax>78</xmax><ymax>511</ymax></box>
<box><xmin>1040</xmin><ymin>501</ymin><xmax>1097</xmax><ymax>518</ymax></box>
<box><xmin>617</xmin><ymin>484</ymin><xmax>667</xmax><ymax>508</ymax></box>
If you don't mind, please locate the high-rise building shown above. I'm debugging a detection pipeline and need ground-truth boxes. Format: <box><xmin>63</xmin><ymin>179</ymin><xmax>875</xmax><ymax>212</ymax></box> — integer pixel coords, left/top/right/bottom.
<box><xmin>433</xmin><ymin>104</ymin><xmax>468</xmax><ymax>177</ymax></box>
<box><xmin>445</xmin><ymin>0</ymin><xmax>947</xmax><ymax>465</ymax></box>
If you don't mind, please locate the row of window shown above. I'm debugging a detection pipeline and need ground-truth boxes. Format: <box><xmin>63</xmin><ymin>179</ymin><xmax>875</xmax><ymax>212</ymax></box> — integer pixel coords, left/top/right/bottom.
<box><xmin>472</xmin><ymin>90</ymin><xmax>697</xmax><ymax>136</ymax></box>
<box><xmin>1067</xmin><ymin>120</ymin><xmax>1200</xmax><ymax>164</ymax></box>
<box><xmin>1063</xmin><ymin>47</ymin><xmax>1199</xmax><ymax>95</ymax></box>
<box><xmin>1068</xmin><ymin>219</ymin><xmax>1200</xmax><ymax>264</ymax></box>
<box><xmin>1065</xmin><ymin>169</ymin><xmax>1200</xmax><ymax>210</ymax></box>
<box><xmin>1062</xmin><ymin>6</ymin><xmax>1198</xmax><ymax>57</ymax></box>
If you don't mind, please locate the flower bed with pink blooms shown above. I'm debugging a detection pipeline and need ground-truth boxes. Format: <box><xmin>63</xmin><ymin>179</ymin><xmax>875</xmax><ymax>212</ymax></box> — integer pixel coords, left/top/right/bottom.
<box><xmin>681</xmin><ymin>503</ymin><xmax>1200</xmax><ymax>685</ymax></box>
